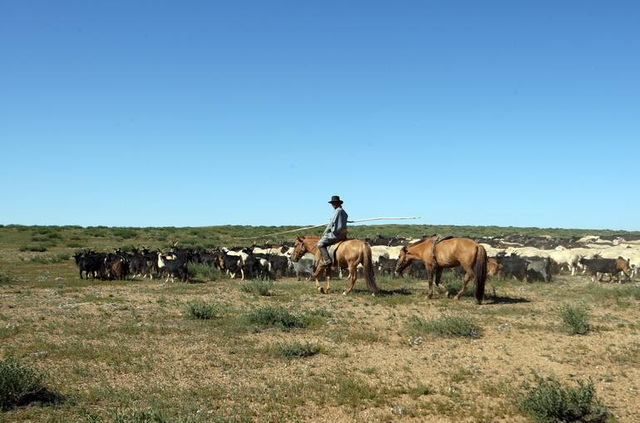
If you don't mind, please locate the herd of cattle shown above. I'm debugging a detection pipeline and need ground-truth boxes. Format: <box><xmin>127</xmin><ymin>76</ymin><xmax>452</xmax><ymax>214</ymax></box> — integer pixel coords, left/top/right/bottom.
<box><xmin>72</xmin><ymin>233</ymin><xmax>640</xmax><ymax>284</ymax></box>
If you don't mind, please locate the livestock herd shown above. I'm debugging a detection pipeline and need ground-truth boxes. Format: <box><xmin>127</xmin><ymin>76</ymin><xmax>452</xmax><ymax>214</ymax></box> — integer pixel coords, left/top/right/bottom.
<box><xmin>72</xmin><ymin>233</ymin><xmax>640</xmax><ymax>286</ymax></box>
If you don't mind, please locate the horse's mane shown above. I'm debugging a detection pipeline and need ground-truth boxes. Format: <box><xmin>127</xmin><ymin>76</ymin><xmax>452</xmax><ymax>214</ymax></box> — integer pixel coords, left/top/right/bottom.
<box><xmin>407</xmin><ymin>238</ymin><xmax>429</xmax><ymax>247</ymax></box>
<box><xmin>299</xmin><ymin>235</ymin><xmax>320</xmax><ymax>240</ymax></box>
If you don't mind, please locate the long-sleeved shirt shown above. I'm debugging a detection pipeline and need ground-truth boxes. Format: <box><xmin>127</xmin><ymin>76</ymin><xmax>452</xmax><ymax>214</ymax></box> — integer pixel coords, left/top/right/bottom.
<box><xmin>323</xmin><ymin>207</ymin><xmax>348</xmax><ymax>238</ymax></box>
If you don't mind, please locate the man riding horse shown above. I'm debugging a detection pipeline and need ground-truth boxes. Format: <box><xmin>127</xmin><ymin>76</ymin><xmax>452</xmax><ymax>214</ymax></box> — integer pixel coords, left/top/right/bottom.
<box><xmin>292</xmin><ymin>196</ymin><xmax>378</xmax><ymax>294</ymax></box>
<box><xmin>317</xmin><ymin>195</ymin><xmax>348</xmax><ymax>268</ymax></box>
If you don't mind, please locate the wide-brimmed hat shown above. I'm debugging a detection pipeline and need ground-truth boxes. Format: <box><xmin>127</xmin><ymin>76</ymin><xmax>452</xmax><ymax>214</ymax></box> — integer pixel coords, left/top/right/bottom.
<box><xmin>328</xmin><ymin>195</ymin><xmax>344</xmax><ymax>204</ymax></box>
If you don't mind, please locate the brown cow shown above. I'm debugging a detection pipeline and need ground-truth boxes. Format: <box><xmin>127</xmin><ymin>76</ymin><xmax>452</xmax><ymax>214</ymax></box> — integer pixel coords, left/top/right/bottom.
<box><xmin>487</xmin><ymin>258</ymin><xmax>501</xmax><ymax>278</ymax></box>
<box><xmin>615</xmin><ymin>257</ymin><xmax>631</xmax><ymax>282</ymax></box>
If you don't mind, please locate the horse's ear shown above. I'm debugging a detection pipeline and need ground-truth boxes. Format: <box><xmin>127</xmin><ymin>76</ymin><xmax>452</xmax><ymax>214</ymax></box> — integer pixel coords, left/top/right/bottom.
<box><xmin>296</xmin><ymin>236</ymin><xmax>302</xmax><ymax>242</ymax></box>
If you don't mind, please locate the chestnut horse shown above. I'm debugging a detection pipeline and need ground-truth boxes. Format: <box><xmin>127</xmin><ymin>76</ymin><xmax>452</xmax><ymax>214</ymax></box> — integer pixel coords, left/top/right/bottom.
<box><xmin>395</xmin><ymin>237</ymin><xmax>487</xmax><ymax>304</ymax></box>
<box><xmin>291</xmin><ymin>236</ymin><xmax>379</xmax><ymax>295</ymax></box>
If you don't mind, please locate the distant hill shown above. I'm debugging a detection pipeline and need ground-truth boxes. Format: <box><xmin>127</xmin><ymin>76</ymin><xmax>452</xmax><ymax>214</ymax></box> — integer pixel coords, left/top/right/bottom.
<box><xmin>1</xmin><ymin>224</ymin><xmax>639</xmax><ymax>252</ymax></box>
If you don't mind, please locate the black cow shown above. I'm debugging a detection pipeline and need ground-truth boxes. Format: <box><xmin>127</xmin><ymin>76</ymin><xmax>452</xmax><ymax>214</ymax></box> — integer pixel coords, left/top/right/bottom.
<box><xmin>377</xmin><ymin>256</ymin><xmax>397</xmax><ymax>277</ymax></box>
<box><xmin>407</xmin><ymin>260</ymin><xmax>428</xmax><ymax>279</ymax></box>
<box><xmin>496</xmin><ymin>254</ymin><xmax>529</xmax><ymax>282</ymax></box>
<box><xmin>157</xmin><ymin>252</ymin><xmax>188</xmax><ymax>282</ymax></box>
<box><xmin>217</xmin><ymin>251</ymin><xmax>244</xmax><ymax>279</ymax></box>
<box><xmin>129</xmin><ymin>248</ymin><xmax>149</xmax><ymax>278</ymax></box>
<box><xmin>366</xmin><ymin>235</ymin><xmax>407</xmax><ymax>247</ymax></box>
<box><xmin>267</xmin><ymin>255</ymin><xmax>289</xmax><ymax>279</ymax></box>
<box><xmin>579</xmin><ymin>257</ymin><xmax>623</xmax><ymax>282</ymax></box>
<box><xmin>73</xmin><ymin>251</ymin><xmax>105</xmax><ymax>279</ymax></box>
<box><xmin>524</xmin><ymin>257</ymin><xmax>552</xmax><ymax>282</ymax></box>
<box><xmin>105</xmin><ymin>251</ymin><xmax>130</xmax><ymax>280</ymax></box>
<box><xmin>248</xmin><ymin>253</ymin><xmax>273</xmax><ymax>280</ymax></box>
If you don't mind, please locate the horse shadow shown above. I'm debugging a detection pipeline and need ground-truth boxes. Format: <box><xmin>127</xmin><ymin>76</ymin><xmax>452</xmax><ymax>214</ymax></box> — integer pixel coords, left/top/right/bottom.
<box><xmin>347</xmin><ymin>287</ymin><xmax>413</xmax><ymax>296</ymax></box>
<box><xmin>184</xmin><ymin>278</ymin><xmax>209</xmax><ymax>284</ymax></box>
<box><xmin>376</xmin><ymin>287</ymin><xmax>413</xmax><ymax>297</ymax></box>
<box><xmin>483</xmin><ymin>294</ymin><xmax>530</xmax><ymax>305</ymax></box>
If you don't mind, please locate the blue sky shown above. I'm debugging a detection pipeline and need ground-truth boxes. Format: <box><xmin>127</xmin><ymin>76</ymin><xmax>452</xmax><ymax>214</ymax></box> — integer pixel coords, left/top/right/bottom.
<box><xmin>1</xmin><ymin>1</ymin><xmax>639</xmax><ymax>230</ymax></box>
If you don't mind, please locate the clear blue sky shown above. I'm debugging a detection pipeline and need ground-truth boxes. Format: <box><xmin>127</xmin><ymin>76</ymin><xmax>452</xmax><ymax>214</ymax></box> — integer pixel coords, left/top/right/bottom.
<box><xmin>1</xmin><ymin>1</ymin><xmax>639</xmax><ymax>230</ymax></box>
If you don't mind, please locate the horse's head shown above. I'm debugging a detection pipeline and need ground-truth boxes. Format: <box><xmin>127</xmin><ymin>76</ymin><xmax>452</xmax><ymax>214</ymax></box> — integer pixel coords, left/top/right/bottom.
<box><xmin>395</xmin><ymin>246</ymin><xmax>413</xmax><ymax>276</ymax></box>
<box><xmin>291</xmin><ymin>236</ymin><xmax>307</xmax><ymax>262</ymax></box>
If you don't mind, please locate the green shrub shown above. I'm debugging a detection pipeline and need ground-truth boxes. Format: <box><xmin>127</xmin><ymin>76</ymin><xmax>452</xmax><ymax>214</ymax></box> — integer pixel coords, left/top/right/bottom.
<box><xmin>240</xmin><ymin>280</ymin><xmax>273</xmax><ymax>296</ymax></box>
<box><xmin>19</xmin><ymin>245</ymin><xmax>48</xmax><ymax>252</ymax></box>
<box><xmin>109</xmin><ymin>408</ymin><xmax>197</xmax><ymax>423</ymax></box>
<box><xmin>270</xmin><ymin>341</ymin><xmax>322</xmax><ymax>359</ymax></box>
<box><xmin>29</xmin><ymin>253</ymin><xmax>70</xmax><ymax>264</ymax></box>
<box><xmin>518</xmin><ymin>374</ymin><xmax>609</xmax><ymax>423</ymax></box>
<box><xmin>111</xmin><ymin>228</ymin><xmax>139</xmax><ymax>239</ymax></box>
<box><xmin>408</xmin><ymin>315</ymin><xmax>481</xmax><ymax>338</ymax></box>
<box><xmin>0</xmin><ymin>272</ymin><xmax>12</xmax><ymax>284</ymax></box>
<box><xmin>185</xmin><ymin>301</ymin><xmax>220</xmax><ymax>320</ymax></box>
<box><xmin>243</xmin><ymin>306</ymin><xmax>309</xmax><ymax>331</ymax></box>
<box><xmin>0</xmin><ymin>357</ymin><xmax>55</xmax><ymax>410</ymax></box>
<box><xmin>306</xmin><ymin>308</ymin><xmax>332</xmax><ymax>318</ymax></box>
<box><xmin>560</xmin><ymin>304</ymin><xmax>591</xmax><ymax>335</ymax></box>
<box><xmin>188</xmin><ymin>264</ymin><xmax>222</xmax><ymax>281</ymax></box>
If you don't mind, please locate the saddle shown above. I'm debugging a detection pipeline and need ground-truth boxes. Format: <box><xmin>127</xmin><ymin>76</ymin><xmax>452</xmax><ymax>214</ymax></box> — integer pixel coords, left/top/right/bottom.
<box><xmin>430</xmin><ymin>235</ymin><xmax>453</xmax><ymax>267</ymax></box>
<box><xmin>327</xmin><ymin>240</ymin><xmax>347</xmax><ymax>266</ymax></box>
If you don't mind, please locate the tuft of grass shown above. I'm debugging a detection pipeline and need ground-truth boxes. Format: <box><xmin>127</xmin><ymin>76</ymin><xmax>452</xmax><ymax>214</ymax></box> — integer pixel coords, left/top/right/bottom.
<box><xmin>18</xmin><ymin>245</ymin><xmax>48</xmax><ymax>252</ymax></box>
<box><xmin>240</xmin><ymin>280</ymin><xmax>273</xmax><ymax>296</ymax></box>
<box><xmin>0</xmin><ymin>357</ymin><xmax>57</xmax><ymax>410</ymax></box>
<box><xmin>306</xmin><ymin>308</ymin><xmax>332</xmax><ymax>318</ymax></box>
<box><xmin>560</xmin><ymin>304</ymin><xmax>591</xmax><ymax>335</ymax></box>
<box><xmin>0</xmin><ymin>272</ymin><xmax>13</xmax><ymax>284</ymax></box>
<box><xmin>408</xmin><ymin>315</ymin><xmax>482</xmax><ymax>338</ymax></box>
<box><xmin>406</xmin><ymin>383</ymin><xmax>434</xmax><ymax>398</ymax></box>
<box><xmin>269</xmin><ymin>341</ymin><xmax>322</xmax><ymax>359</ymax></box>
<box><xmin>188</xmin><ymin>264</ymin><xmax>223</xmax><ymax>281</ymax></box>
<box><xmin>518</xmin><ymin>374</ymin><xmax>609</xmax><ymax>423</ymax></box>
<box><xmin>184</xmin><ymin>300</ymin><xmax>220</xmax><ymax>320</ymax></box>
<box><xmin>243</xmin><ymin>306</ymin><xmax>309</xmax><ymax>331</ymax></box>
<box><xmin>334</xmin><ymin>376</ymin><xmax>380</xmax><ymax>407</ymax></box>
<box><xmin>107</xmin><ymin>408</ymin><xmax>198</xmax><ymax>423</ymax></box>
<box><xmin>28</xmin><ymin>253</ymin><xmax>70</xmax><ymax>264</ymax></box>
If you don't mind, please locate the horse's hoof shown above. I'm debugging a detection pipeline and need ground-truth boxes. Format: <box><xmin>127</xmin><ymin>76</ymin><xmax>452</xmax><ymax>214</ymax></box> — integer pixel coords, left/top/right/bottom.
<box><xmin>318</xmin><ymin>287</ymin><xmax>324</xmax><ymax>294</ymax></box>
<box><xmin>342</xmin><ymin>291</ymin><xmax>347</xmax><ymax>296</ymax></box>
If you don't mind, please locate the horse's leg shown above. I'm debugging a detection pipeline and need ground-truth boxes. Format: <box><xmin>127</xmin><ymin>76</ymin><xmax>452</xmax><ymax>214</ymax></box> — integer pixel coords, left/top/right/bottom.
<box><xmin>455</xmin><ymin>265</ymin><xmax>474</xmax><ymax>300</ymax></box>
<box><xmin>325</xmin><ymin>274</ymin><xmax>331</xmax><ymax>294</ymax></box>
<box><xmin>313</xmin><ymin>265</ymin><xmax>323</xmax><ymax>293</ymax></box>
<box><xmin>344</xmin><ymin>262</ymin><xmax>357</xmax><ymax>295</ymax></box>
<box><xmin>435</xmin><ymin>267</ymin><xmax>448</xmax><ymax>297</ymax></box>
<box><xmin>426</xmin><ymin>265</ymin><xmax>435</xmax><ymax>298</ymax></box>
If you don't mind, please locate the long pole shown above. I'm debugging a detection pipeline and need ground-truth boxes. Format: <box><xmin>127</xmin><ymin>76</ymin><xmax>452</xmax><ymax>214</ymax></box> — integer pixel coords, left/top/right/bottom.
<box><xmin>232</xmin><ymin>216</ymin><xmax>421</xmax><ymax>240</ymax></box>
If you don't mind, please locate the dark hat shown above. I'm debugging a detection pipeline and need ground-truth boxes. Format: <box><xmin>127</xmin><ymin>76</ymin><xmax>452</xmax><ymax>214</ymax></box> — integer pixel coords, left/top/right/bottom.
<box><xmin>328</xmin><ymin>195</ymin><xmax>343</xmax><ymax>204</ymax></box>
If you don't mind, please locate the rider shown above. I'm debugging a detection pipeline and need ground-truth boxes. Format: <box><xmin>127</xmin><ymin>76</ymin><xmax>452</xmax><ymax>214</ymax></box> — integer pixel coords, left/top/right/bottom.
<box><xmin>317</xmin><ymin>195</ymin><xmax>348</xmax><ymax>267</ymax></box>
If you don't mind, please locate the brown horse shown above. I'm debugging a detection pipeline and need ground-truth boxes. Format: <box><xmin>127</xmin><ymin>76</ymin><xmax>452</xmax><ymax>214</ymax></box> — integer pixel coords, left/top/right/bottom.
<box><xmin>395</xmin><ymin>237</ymin><xmax>487</xmax><ymax>304</ymax></box>
<box><xmin>291</xmin><ymin>236</ymin><xmax>379</xmax><ymax>295</ymax></box>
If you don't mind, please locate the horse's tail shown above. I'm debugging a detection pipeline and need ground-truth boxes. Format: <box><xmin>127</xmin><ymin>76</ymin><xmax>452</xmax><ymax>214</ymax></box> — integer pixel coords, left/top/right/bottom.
<box><xmin>363</xmin><ymin>244</ymin><xmax>379</xmax><ymax>293</ymax></box>
<box><xmin>474</xmin><ymin>244</ymin><xmax>487</xmax><ymax>304</ymax></box>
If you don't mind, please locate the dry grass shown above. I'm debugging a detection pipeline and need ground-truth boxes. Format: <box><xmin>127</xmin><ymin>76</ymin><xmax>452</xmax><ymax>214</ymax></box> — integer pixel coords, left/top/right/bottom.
<box><xmin>0</xmin><ymin>227</ymin><xmax>639</xmax><ymax>421</ymax></box>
